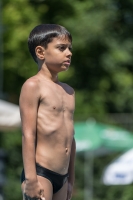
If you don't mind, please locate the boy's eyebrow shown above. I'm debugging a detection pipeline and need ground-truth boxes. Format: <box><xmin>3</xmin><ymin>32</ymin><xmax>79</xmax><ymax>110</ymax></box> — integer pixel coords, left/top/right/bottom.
<box><xmin>56</xmin><ymin>43</ymin><xmax>72</xmax><ymax>47</ymax></box>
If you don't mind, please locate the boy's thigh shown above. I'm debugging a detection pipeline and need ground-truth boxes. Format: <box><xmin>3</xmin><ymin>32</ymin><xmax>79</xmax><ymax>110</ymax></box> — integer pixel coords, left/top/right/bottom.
<box><xmin>52</xmin><ymin>181</ymin><xmax>68</xmax><ymax>200</ymax></box>
<box><xmin>37</xmin><ymin>175</ymin><xmax>53</xmax><ymax>200</ymax></box>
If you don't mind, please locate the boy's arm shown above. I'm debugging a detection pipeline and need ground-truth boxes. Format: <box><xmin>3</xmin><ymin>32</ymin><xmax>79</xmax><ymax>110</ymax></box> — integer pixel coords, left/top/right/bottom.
<box><xmin>67</xmin><ymin>137</ymin><xmax>76</xmax><ymax>200</ymax></box>
<box><xmin>20</xmin><ymin>79</ymin><xmax>44</xmax><ymax>199</ymax></box>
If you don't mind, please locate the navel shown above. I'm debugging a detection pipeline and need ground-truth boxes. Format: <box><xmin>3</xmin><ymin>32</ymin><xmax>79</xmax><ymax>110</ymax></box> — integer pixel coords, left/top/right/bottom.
<box><xmin>65</xmin><ymin>148</ymin><xmax>68</xmax><ymax>153</ymax></box>
<box><xmin>53</xmin><ymin>106</ymin><xmax>56</xmax><ymax>109</ymax></box>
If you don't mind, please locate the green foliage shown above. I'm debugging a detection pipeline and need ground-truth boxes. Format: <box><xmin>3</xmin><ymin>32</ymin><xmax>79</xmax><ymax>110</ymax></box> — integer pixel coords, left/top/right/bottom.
<box><xmin>59</xmin><ymin>0</ymin><xmax>133</xmax><ymax>114</ymax></box>
<box><xmin>0</xmin><ymin>130</ymin><xmax>22</xmax><ymax>200</ymax></box>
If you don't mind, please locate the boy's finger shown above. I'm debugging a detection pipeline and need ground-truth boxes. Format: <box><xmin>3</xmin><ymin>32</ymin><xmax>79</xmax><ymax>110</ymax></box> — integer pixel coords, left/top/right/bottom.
<box><xmin>41</xmin><ymin>198</ymin><xmax>45</xmax><ymax>200</ymax></box>
<box><xmin>40</xmin><ymin>194</ymin><xmax>45</xmax><ymax>200</ymax></box>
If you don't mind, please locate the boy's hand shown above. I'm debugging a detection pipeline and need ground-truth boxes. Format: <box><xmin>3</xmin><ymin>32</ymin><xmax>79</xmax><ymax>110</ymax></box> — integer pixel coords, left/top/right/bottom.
<box><xmin>24</xmin><ymin>180</ymin><xmax>45</xmax><ymax>200</ymax></box>
<box><xmin>66</xmin><ymin>182</ymin><xmax>73</xmax><ymax>200</ymax></box>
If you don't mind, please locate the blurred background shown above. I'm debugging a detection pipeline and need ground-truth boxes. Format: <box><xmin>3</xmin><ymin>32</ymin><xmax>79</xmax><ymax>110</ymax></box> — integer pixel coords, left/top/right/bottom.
<box><xmin>0</xmin><ymin>0</ymin><xmax>133</xmax><ymax>199</ymax></box>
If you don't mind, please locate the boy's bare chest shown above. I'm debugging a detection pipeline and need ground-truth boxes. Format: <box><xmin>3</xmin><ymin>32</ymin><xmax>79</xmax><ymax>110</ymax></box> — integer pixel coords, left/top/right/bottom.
<box><xmin>40</xmin><ymin>84</ymin><xmax>75</xmax><ymax>113</ymax></box>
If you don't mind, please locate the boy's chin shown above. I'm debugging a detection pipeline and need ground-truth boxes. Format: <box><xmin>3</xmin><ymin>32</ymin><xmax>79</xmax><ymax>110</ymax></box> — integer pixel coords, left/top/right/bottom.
<box><xmin>61</xmin><ymin>65</ymin><xmax>69</xmax><ymax>71</ymax></box>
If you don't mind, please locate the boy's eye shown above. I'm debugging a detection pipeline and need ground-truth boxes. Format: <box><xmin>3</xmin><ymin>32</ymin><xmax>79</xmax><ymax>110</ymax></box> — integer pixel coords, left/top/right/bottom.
<box><xmin>58</xmin><ymin>46</ymin><xmax>66</xmax><ymax>51</ymax></box>
<box><xmin>58</xmin><ymin>46</ymin><xmax>72</xmax><ymax>52</ymax></box>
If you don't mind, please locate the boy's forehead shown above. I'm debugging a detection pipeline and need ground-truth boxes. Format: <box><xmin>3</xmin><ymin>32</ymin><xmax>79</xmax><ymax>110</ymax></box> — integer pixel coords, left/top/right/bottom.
<box><xmin>52</xmin><ymin>36</ymin><xmax>72</xmax><ymax>44</ymax></box>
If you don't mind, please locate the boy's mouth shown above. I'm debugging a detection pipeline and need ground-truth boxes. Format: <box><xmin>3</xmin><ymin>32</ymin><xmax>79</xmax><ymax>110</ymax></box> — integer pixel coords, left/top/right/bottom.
<box><xmin>63</xmin><ymin>60</ymin><xmax>71</xmax><ymax>65</ymax></box>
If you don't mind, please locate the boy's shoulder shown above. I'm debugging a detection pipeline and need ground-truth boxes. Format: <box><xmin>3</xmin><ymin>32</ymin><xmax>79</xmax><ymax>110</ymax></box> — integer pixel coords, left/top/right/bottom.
<box><xmin>22</xmin><ymin>75</ymin><xmax>40</xmax><ymax>89</ymax></box>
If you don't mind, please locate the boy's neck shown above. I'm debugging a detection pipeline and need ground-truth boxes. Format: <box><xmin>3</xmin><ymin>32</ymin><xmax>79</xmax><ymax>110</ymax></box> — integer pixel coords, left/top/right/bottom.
<box><xmin>38</xmin><ymin>65</ymin><xmax>59</xmax><ymax>83</ymax></box>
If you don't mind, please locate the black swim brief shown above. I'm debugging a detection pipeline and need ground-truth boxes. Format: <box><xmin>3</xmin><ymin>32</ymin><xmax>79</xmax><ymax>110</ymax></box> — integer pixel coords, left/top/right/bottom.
<box><xmin>21</xmin><ymin>163</ymin><xmax>69</xmax><ymax>194</ymax></box>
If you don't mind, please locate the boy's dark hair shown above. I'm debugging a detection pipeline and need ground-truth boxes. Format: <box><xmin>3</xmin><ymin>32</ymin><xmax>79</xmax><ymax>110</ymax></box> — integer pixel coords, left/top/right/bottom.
<box><xmin>28</xmin><ymin>24</ymin><xmax>72</xmax><ymax>63</ymax></box>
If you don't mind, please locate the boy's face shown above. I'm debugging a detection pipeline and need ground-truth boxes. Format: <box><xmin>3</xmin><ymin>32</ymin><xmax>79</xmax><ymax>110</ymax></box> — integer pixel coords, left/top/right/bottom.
<box><xmin>36</xmin><ymin>36</ymin><xmax>72</xmax><ymax>73</ymax></box>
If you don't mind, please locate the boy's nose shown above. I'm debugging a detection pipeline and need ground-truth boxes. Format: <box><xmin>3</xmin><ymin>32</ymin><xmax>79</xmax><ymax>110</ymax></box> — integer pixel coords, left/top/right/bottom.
<box><xmin>66</xmin><ymin>48</ymin><xmax>72</xmax><ymax>57</ymax></box>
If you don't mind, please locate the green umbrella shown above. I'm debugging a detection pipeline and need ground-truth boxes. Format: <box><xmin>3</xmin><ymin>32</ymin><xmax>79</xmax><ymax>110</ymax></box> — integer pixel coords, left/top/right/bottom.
<box><xmin>74</xmin><ymin>121</ymin><xmax>102</xmax><ymax>152</ymax></box>
<box><xmin>74</xmin><ymin>120</ymin><xmax>133</xmax><ymax>152</ymax></box>
<box><xmin>100</xmin><ymin>123</ymin><xmax>133</xmax><ymax>150</ymax></box>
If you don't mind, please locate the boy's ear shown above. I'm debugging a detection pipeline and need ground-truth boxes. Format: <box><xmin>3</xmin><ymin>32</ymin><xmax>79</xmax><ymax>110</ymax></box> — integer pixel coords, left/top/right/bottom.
<box><xmin>35</xmin><ymin>46</ymin><xmax>45</xmax><ymax>60</ymax></box>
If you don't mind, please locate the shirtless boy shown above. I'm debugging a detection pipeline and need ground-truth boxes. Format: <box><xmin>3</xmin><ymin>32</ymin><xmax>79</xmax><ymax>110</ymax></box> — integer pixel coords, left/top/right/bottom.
<box><xmin>19</xmin><ymin>24</ymin><xmax>76</xmax><ymax>200</ymax></box>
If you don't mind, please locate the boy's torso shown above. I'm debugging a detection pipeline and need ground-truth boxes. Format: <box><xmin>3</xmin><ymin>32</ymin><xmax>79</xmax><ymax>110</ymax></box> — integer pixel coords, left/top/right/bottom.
<box><xmin>35</xmin><ymin>77</ymin><xmax>75</xmax><ymax>175</ymax></box>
